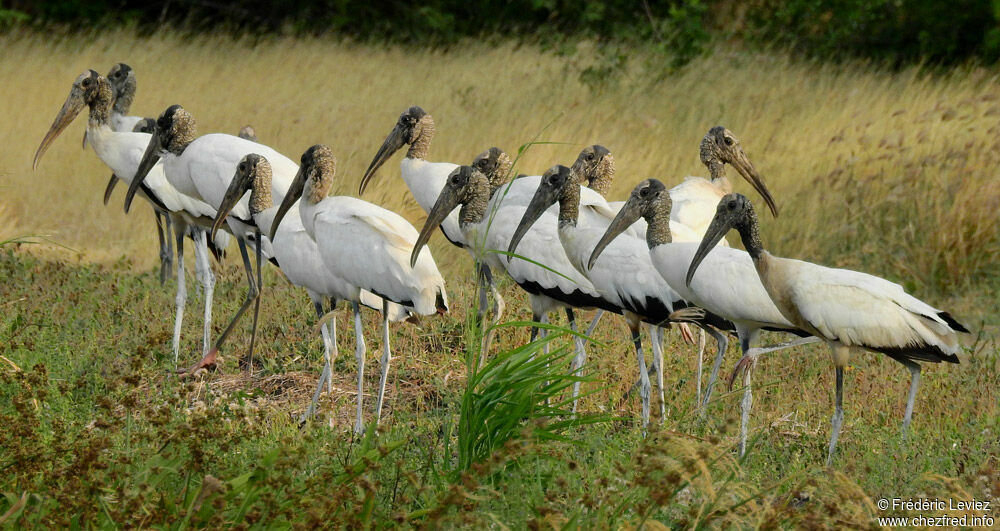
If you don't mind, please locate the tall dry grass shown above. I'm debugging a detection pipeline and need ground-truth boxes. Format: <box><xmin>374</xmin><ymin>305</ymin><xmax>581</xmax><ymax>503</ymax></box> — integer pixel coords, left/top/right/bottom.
<box><xmin>1</xmin><ymin>30</ymin><xmax>998</xmax><ymax>300</ymax></box>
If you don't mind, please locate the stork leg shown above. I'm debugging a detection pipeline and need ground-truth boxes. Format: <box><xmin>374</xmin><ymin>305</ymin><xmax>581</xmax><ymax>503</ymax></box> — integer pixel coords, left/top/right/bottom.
<box><xmin>901</xmin><ymin>361</ymin><xmax>921</xmax><ymax>436</ymax></box>
<box><xmin>699</xmin><ymin>325</ymin><xmax>730</xmax><ymax>413</ymax></box>
<box><xmin>353</xmin><ymin>301</ymin><xmax>367</xmax><ymax>434</ymax></box>
<box><xmin>300</xmin><ymin>298</ymin><xmax>335</xmax><ymax>427</ymax></box>
<box><xmin>695</xmin><ymin>328</ymin><xmax>705</xmax><ymax>407</ymax></box>
<box><xmin>154</xmin><ymin>210</ymin><xmax>169</xmax><ymax>286</ymax></box>
<box><xmin>375</xmin><ymin>299</ymin><xmax>393</xmax><ymax>426</ymax></box>
<box><xmin>170</xmin><ymin>226</ymin><xmax>186</xmax><ymax>366</ymax></box>
<box><xmin>567</xmin><ymin>308</ymin><xmax>586</xmax><ymax>413</ymax></box>
<box><xmin>650</xmin><ymin>326</ymin><xmax>666</xmax><ymax>421</ymax></box>
<box><xmin>328</xmin><ymin>298</ymin><xmax>338</xmax><ymax>397</ymax></box>
<box><xmin>192</xmin><ymin>229</ymin><xmax>215</xmax><ymax>355</ymax></box>
<box><xmin>246</xmin><ymin>230</ymin><xmax>263</xmax><ymax>375</ymax></box>
<box><xmin>164</xmin><ymin>214</ymin><xmax>174</xmax><ymax>282</ymax></box>
<box><xmin>181</xmin><ymin>236</ymin><xmax>256</xmax><ymax>374</ymax></box>
<box><xmin>630</xmin><ymin>322</ymin><xmax>651</xmax><ymax>430</ymax></box>
<box><xmin>828</xmin><ymin>366</ymin><xmax>845</xmax><ymax>466</ymax></box>
<box><xmin>736</xmin><ymin>332</ymin><xmax>758</xmax><ymax>457</ymax></box>
<box><xmin>478</xmin><ymin>264</ymin><xmax>504</xmax><ymax>364</ymax></box>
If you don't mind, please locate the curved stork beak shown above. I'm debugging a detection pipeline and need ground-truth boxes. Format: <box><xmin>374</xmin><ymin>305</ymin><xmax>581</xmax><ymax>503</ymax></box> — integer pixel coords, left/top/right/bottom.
<box><xmin>588</xmin><ymin>195</ymin><xmax>643</xmax><ymax>270</ymax></box>
<box><xmin>212</xmin><ymin>165</ymin><xmax>253</xmax><ymax>242</ymax></box>
<box><xmin>730</xmin><ymin>148</ymin><xmax>778</xmax><ymax>217</ymax></box>
<box><xmin>33</xmin><ymin>89</ymin><xmax>86</xmax><ymax>170</ymax></box>
<box><xmin>124</xmin><ymin>130</ymin><xmax>163</xmax><ymax>213</ymax></box>
<box><xmin>102</xmin><ymin>174</ymin><xmax>120</xmax><ymax>205</ymax></box>
<box><xmin>359</xmin><ymin>122</ymin><xmax>407</xmax><ymax>195</ymax></box>
<box><xmin>411</xmin><ymin>180</ymin><xmax>464</xmax><ymax>268</ymax></box>
<box><xmin>506</xmin><ymin>180</ymin><xmax>559</xmax><ymax>258</ymax></box>
<box><xmin>270</xmin><ymin>166</ymin><xmax>306</xmax><ymax>243</ymax></box>
<box><xmin>685</xmin><ymin>207</ymin><xmax>735</xmax><ymax>287</ymax></box>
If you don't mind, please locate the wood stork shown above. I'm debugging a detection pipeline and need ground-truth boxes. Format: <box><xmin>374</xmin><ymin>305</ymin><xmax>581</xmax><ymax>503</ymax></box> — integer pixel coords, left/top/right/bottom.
<box><xmin>237</xmin><ymin>125</ymin><xmax>257</xmax><ymax>142</ymax></box>
<box><xmin>411</xmin><ymin>164</ymin><xmax>622</xmax><ymax>412</ymax></box>
<box><xmin>271</xmin><ymin>145</ymin><xmax>448</xmax><ymax>433</ymax></box>
<box><xmin>508</xmin><ymin>165</ymin><xmax>734</xmax><ymax>427</ymax></box>
<box><xmin>123</xmin><ymin>104</ymin><xmax>299</xmax><ymax>374</ymax></box>
<box><xmin>686</xmin><ymin>193</ymin><xmax>968</xmax><ymax>464</ymax></box>
<box><xmin>211</xmin><ymin>154</ymin><xmax>413</xmax><ymax>425</ymax></box>
<box><xmin>668</xmin><ymin>127</ymin><xmax>778</xmax><ymax>238</ymax></box>
<box><xmin>32</xmin><ymin>70</ymin><xmax>225</xmax><ymax>364</ymax></box>
<box><xmin>589</xmin><ymin>179</ymin><xmax>818</xmax><ymax>454</ymax></box>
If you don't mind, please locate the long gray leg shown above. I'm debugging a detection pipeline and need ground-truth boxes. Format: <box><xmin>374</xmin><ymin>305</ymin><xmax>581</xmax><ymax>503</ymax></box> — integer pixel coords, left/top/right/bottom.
<box><xmin>699</xmin><ymin>325</ymin><xmax>730</xmax><ymax>412</ymax></box>
<box><xmin>171</xmin><ymin>227</ymin><xmax>186</xmax><ymax>365</ymax></box>
<box><xmin>695</xmin><ymin>328</ymin><xmax>705</xmax><ymax>406</ymax></box>
<box><xmin>192</xmin><ymin>229</ymin><xmax>215</xmax><ymax>355</ymax></box>
<box><xmin>630</xmin><ymin>324</ymin><xmax>651</xmax><ymax>430</ymax></box>
<box><xmin>353</xmin><ymin>301</ymin><xmax>366</xmax><ymax>434</ymax></box>
<box><xmin>154</xmin><ymin>210</ymin><xmax>169</xmax><ymax>286</ymax></box>
<box><xmin>901</xmin><ymin>361</ymin><xmax>921</xmax><ymax>436</ymax></box>
<box><xmin>327</xmin><ymin>298</ymin><xmax>338</xmax><ymax>397</ymax></box>
<box><xmin>207</xmin><ymin>237</ymin><xmax>258</xmax><ymax>361</ymax></box>
<box><xmin>827</xmin><ymin>367</ymin><xmax>845</xmax><ymax>465</ymax></box>
<box><xmin>247</xmin><ymin>230</ymin><xmax>263</xmax><ymax>375</ymax></box>
<box><xmin>300</xmin><ymin>299</ymin><xmax>332</xmax><ymax>426</ymax></box>
<box><xmin>375</xmin><ymin>299</ymin><xmax>392</xmax><ymax>426</ymax></box>
<box><xmin>567</xmin><ymin>308</ymin><xmax>586</xmax><ymax>413</ymax></box>
<box><xmin>650</xmin><ymin>326</ymin><xmax>666</xmax><ymax>421</ymax></box>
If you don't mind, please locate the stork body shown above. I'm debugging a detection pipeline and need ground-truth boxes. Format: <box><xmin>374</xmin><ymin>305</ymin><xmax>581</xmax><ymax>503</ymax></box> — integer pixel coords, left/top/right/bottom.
<box><xmin>687</xmin><ymin>193</ymin><xmax>967</xmax><ymax>464</ymax></box>
<box><xmin>273</xmin><ymin>145</ymin><xmax>448</xmax><ymax>433</ymax></box>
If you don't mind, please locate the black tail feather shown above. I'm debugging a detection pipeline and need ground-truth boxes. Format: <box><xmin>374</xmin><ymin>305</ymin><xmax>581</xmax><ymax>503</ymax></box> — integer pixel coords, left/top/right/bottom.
<box><xmin>937</xmin><ymin>311</ymin><xmax>970</xmax><ymax>334</ymax></box>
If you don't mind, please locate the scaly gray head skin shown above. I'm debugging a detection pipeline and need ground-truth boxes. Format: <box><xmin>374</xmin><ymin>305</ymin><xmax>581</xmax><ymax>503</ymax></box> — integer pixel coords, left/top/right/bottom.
<box><xmin>359</xmin><ymin>106</ymin><xmax>433</xmax><ymax>194</ymax></box>
<box><xmin>699</xmin><ymin>126</ymin><xmax>778</xmax><ymax>217</ymax></box>
<box><xmin>686</xmin><ymin>193</ymin><xmax>763</xmax><ymax>287</ymax></box>
<box><xmin>472</xmin><ymin>146</ymin><xmax>512</xmax><ymax>195</ymax></box>
<box><xmin>107</xmin><ymin>63</ymin><xmax>137</xmax><ymax>116</ymax></box>
<box><xmin>34</xmin><ymin>70</ymin><xmax>114</xmax><ymax>170</ymax></box>
<box><xmin>507</xmin><ymin>164</ymin><xmax>575</xmax><ymax>257</ymax></box>
<box><xmin>124</xmin><ymin>104</ymin><xmax>196</xmax><ymax>213</ymax></box>
<box><xmin>131</xmin><ymin>118</ymin><xmax>155</xmax><ymax>134</ymax></box>
<box><xmin>238</xmin><ymin>125</ymin><xmax>257</xmax><ymax>142</ymax></box>
<box><xmin>212</xmin><ymin>154</ymin><xmax>272</xmax><ymax>242</ymax></box>
<box><xmin>588</xmin><ymin>179</ymin><xmax>671</xmax><ymax>270</ymax></box>
<box><xmin>271</xmin><ymin>144</ymin><xmax>335</xmax><ymax>242</ymax></box>
<box><xmin>411</xmin><ymin>165</ymin><xmax>488</xmax><ymax>267</ymax></box>
<box><xmin>572</xmin><ymin>145</ymin><xmax>614</xmax><ymax>197</ymax></box>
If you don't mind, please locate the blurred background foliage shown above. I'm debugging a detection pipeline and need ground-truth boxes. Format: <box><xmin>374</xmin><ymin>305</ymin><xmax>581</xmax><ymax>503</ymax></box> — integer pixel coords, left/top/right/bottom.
<box><xmin>5</xmin><ymin>0</ymin><xmax>1000</xmax><ymax>71</ymax></box>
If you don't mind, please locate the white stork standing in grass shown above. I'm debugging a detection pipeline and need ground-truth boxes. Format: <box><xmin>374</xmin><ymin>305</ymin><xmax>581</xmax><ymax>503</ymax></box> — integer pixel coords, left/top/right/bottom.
<box><xmin>124</xmin><ymin>104</ymin><xmax>298</xmax><ymax>374</ymax></box>
<box><xmin>271</xmin><ymin>145</ymin><xmax>448</xmax><ymax>433</ymax></box>
<box><xmin>33</xmin><ymin>70</ymin><xmax>226</xmax><ymax>364</ymax></box>
<box><xmin>589</xmin><ymin>179</ymin><xmax>819</xmax><ymax>455</ymax></box>
<box><xmin>509</xmin><ymin>165</ymin><xmax>735</xmax><ymax>428</ymax></box>
<box><xmin>211</xmin><ymin>154</ymin><xmax>413</xmax><ymax>426</ymax></box>
<box><xmin>411</xmin><ymin>164</ymin><xmax>623</xmax><ymax>413</ymax></box>
<box><xmin>686</xmin><ymin>193</ymin><xmax>968</xmax><ymax>464</ymax></box>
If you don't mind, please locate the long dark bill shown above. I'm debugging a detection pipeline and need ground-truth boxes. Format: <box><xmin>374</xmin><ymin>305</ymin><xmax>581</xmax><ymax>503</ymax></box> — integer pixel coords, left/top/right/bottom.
<box><xmin>411</xmin><ymin>183</ymin><xmax>464</xmax><ymax>267</ymax></box>
<box><xmin>212</xmin><ymin>166</ymin><xmax>253</xmax><ymax>242</ymax></box>
<box><xmin>358</xmin><ymin>123</ymin><xmax>407</xmax><ymax>195</ymax></box>
<box><xmin>588</xmin><ymin>195</ymin><xmax>643</xmax><ymax>270</ymax></box>
<box><xmin>269</xmin><ymin>167</ymin><xmax>306</xmax><ymax>243</ymax></box>
<box><xmin>124</xmin><ymin>131</ymin><xmax>163</xmax><ymax>213</ymax></box>
<box><xmin>685</xmin><ymin>211</ymin><xmax>734</xmax><ymax>287</ymax></box>
<box><xmin>506</xmin><ymin>182</ymin><xmax>559</xmax><ymax>258</ymax></box>
<box><xmin>33</xmin><ymin>90</ymin><xmax>86</xmax><ymax>170</ymax></box>
<box><xmin>730</xmin><ymin>149</ymin><xmax>778</xmax><ymax>217</ymax></box>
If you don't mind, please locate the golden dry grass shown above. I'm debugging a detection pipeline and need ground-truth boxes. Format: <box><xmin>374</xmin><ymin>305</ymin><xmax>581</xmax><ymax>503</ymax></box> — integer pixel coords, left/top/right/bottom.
<box><xmin>3</xmin><ymin>30</ymin><xmax>998</xmax><ymax>304</ymax></box>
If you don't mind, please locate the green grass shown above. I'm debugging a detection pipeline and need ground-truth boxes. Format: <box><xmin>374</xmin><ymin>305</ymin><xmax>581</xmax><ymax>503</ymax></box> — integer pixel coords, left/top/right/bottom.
<box><xmin>1</xmin><ymin>248</ymin><xmax>997</xmax><ymax>528</ymax></box>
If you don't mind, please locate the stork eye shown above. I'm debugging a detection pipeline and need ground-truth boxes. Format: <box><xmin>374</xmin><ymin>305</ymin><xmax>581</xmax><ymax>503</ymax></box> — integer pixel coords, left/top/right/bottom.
<box><xmin>724</xmin><ymin>136</ymin><xmax>734</xmax><ymax>146</ymax></box>
<box><xmin>639</xmin><ymin>188</ymin><xmax>649</xmax><ymax>197</ymax></box>
<box><xmin>727</xmin><ymin>200</ymin><xmax>737</xmax><ymax>209</ymax></box>
<box><xmin>82</xmin><ymin>78</ymin><xmax>92</xmax><ymax>87</ymax></box>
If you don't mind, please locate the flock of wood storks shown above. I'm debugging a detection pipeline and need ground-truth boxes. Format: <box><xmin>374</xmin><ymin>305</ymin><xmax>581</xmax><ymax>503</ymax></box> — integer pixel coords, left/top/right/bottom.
<box><xmin>31</xmin><ymin>64</ymin><xmax>969</xmax><ymax>464</ymax></box>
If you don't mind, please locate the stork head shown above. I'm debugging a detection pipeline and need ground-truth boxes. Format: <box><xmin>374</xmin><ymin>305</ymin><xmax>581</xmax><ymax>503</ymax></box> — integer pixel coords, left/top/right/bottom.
<box><xmin>359</xmin><ymin>106</ymin><xmax>433</xmax><ymax>194</ymax></box>
<box><xmin>124</xmin><ymin>104</ymin><xmax>196</xmax><ymax>213</ymax></box>
<box><xmin>131</xmin><ymin>117</ymin><xmax>155</xmax><ymax>134</ymax></box>
<box><xmin>588</xmin><ymin>179</ymin><xmax>670</xmax><ymax>269</ymax></box>
<box><xmin>507</xmin><ymin>165</ymin><xmax>574</xmax><ymax>256</ymax></box>
<box><xmin>33</xmin><ymin>70</ymin><xmax>113</xmax><ymax>169</ymax></box>
<box><xmin>213</xmin><ymin>154</ymin><xmax>272</xmax><ymax>241</ymax></box>
<box><xmin>271</xmin><ymin>145</ymin><xmax>335</xmax><ymax>242</ymax></box>
<box><xmin>572</xmin><ymin>145</ymin><xmax>614</xmax><ymax>197</ymax></box>
<box><xmin>238</xmin><ymin>125</ymin><xmax>257</xmax><ymax>142</ymax></box>
<box><xmin>412</xmin><ymin>165</ymin><xmax>488</xmax><ymax>267</ymax></box>
<box><xmin>686</xmin><ymin>193</ymin><xmax>762</xmax><ymax>287</ymax></box>
<box><xmin>700</xmin><ymin>126</ymin><xmax>778</xmax><ymax>217</ymax></box>
<box><xmin>107</xmin><ymin>63</ymin><xmax>137</xmax><ymax>115</ymax></box>
<box><xmin>472</xmin><ymin>147</ymin><xmax>512</xmax><ymax>194</ymax></box>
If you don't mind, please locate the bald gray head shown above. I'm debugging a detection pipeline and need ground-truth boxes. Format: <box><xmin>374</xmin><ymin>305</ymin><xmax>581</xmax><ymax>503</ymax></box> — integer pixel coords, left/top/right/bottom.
<box><xmin>107</xmin><ymin>63</ymin><xmax>136</xmax><ymax>116</ymax></box>
<box><xmin>572</xmin><ymin>145</ymin><xmax>614</xmax><ymax>197</ymax></box>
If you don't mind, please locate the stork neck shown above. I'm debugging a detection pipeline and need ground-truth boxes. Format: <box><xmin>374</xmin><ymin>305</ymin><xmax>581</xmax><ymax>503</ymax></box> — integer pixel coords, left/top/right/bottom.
<box><xmin>557</xmin><ymin>183</ymin><xmax>580</xmax><ymax>227</ymax></box>
<box><xmin>306</xmin><ymin>168</ymin><xmax>335</xmax><ymax>205</ymax></box>
<box><xmin>643</xmin><ymin>203</ymin><xmax>672</xmax><ymax>249</ymax></box>
<box><xmin>460</xmin><ymin>176</ymin><xmax>490</xmax><ymax>228</ymax></box>
<box><xmin>406</xmin><ymin>116</ymin><xmax>435</xmax><ymax>160</ymax></box>
<box><xmin>706</xmin><ymin>159</ymin><xmax>730</xmax><ymax>190</ymax></box>
<box><xmin>88</xmin><ymin>82</ymin><xmax>114</xmax><ymax>128</ymax></box>
<box><xmin>250</xmin><ymin>172</ymin><xmax>274</xmax><ymax>215</ymax></box>
<box><xmin>112</xmin><ymin>82</ymin><xmax>135</xmax><ymax>116</ymax></box>
<box><xmin>735</xmin><ymin>204</ymin><xmax>764</xmax><ymax>259</ymax></box>
<box><xmin>586</xmin><ymin>158</ymin><xmax>615</xmax><ymax>197</ymax></box>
